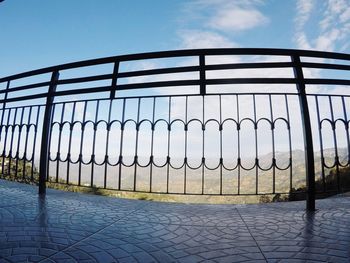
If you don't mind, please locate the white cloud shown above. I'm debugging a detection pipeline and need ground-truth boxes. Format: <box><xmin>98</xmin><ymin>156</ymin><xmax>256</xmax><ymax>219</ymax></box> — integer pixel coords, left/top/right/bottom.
<box><xmin>328</xmin><ymin>0</ymin><xmax>348</xmax><ymax>14</ymax></box>
<box><xmin>294</xmin><ymin>0</ymin><xmax>315</xmax><ymax>50</ymax></box>
<box><xmin>340</xmin><ymin>6</ymin><xmax>350</xmax><ymax>22</ymax></box>
<box><xmin>208</xmin><ymin>7</ymin><xmax>268</xmax><ymax>32</ymax></box>
<box><xmin>179</xmin><ymin>30</ymin><xmax>238</xmax><ymax>49</ymax></box>
<box><xmin>315</xmin><ymin>28</ymin><xmax>341</xmax><ymax>51</ymax></box>
<box><xmin>315</xmin><ymin>0</ymin><xmax>350</xmax><ymax>52</ymax></box>
<box><xmin>294</xmin><ymin>0</ymin><xmax>350</xmax><ymax>53</ymax></box>
<box><xmin>320</xmin><ymin>0</ymin><xmax>349</xmax><ymax>31</ymax></box>
<box><xmin>180</xmin><ymin>0</ymin><xmax>269</xmax><ymax>34</ymax></box>
<box><xmin>295</xmin><ymin>0</ymin><xmax>315</xmax><ymax>30</ymax></box>
<box><xmin>295</xmin><ymin>32</ymin><xmax>311</xmax><ymax>50</ymax></box>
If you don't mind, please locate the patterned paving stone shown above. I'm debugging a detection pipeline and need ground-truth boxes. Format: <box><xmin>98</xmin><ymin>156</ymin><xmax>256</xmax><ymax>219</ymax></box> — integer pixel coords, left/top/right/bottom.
<box><xmin>237</xmin><ymin>203</ymin><xmax>350</xmax><ymax>262</ymax></box>
<box><xmin>0</xmin><ymin>179</ymin><xmax>350</xmax><ymax>262</ymax></box>
<box><xmin>124</xmin><ymin>203</ymin><xmax>245</xmax><ymax>227</ymax></box>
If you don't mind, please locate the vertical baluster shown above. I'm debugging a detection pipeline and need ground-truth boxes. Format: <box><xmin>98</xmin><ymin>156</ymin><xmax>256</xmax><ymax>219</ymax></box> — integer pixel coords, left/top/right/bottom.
<box><xmin>23</xmin><ymin>106</ymin><xmax>32</xmax><ymax>181</ymax></box>
<box><xmin>32</xmin><ymin>106</ymin><xmax>41</xmax><ymax>181</ymax></box>
<box><xmin>219</xmin><ymin>95</ymin><xmax>223</xmax><ymax>195</ymax></box>
<box><xmin>269</xmin><ymin>95</ymin><xmax>276</xmax><ymax>194</ymax></box>
<box><xmin>166</xmin><ymin>97</ymin><xmax>171</xmax><ymax>193</ymax></box>
<box><xmin>328</xmin><ymin>96</ymin><xmax>340</xmax><ymax>192</ymax></box>
<box><xmin>66</xmin><ymin>102</ymin><xmax>76</xmax><ymax>184</ymax></box>
<box><xmin>253</xmin><ymin>94</ymin><xmax>258</xmax><ymax>194</ymax></box>
<box><xmin>104</xmin><ymin>100</ymin><xmax>113</xmax><ymax>189</ymax></box>
<box><xmin>184</xmin><ymin>96</ymin><xmax>188</xmax><ymax>194</ymax></box>
<box><xmin>106</xmin><ymin>61</ymin><xmax>119</xmax><ymax>187</ymax></box>
<box><xmin>284</xmin><ymin>95</ymin><xmax>293</xmax><ymax>193</ymax></box>
<box><xmin>56</xmin><ymin>103</ymin><xmax>65</xmax><ymax>183</ymax></box>
<box><xmin>46</xmin><ymin>104</ymin><xmax>56</xmax><ymax>182</ymax></box>
<box><xmin>118</xmin><ymin>98</ymin><xmax>126</xmax><ymax>190</ymax></box>
<box><xmin>15</xmin><ymin>108</ymin><xmax>25</xmax><ymax>179</ymax></box>
<box><xmin>201</xmin><ymin>95</ymin><xmax>205</xmax><ymax>194</ymax></box>
<box><xmin>78</xmin><ymin>101</ymin><xmax>87</xmax><ymax>186</ymax></box>
<box><xmin>133</xmin><ymin>98</ymin><xmax>141</xmax><ymax>191</ymax></box>
<box><xmin>315</xmin><ymin>96</ymin><xmax>326</xmax><ymax>192</ymax></box>
<box><xmin>8</xmin><ymin>108</ymin><xmax>18</xmax><ymax>178</ymax></box>
<box><xmin>200</xmin><ymin>54</ymin><xmax>206</xmax><ymax>194</ymax></box>
<box><xmin>149</xmin><ymin>97</ymin><xmax>156</xmax><ymax>192</ymax></box>
<box><xmin>237</xmin><ymin>95</ymin><xmax>241</xmax><ymax>195</ymax></box>
<box><xmin>91</xmin><ymin>100</ymin><xmax>100</xmax><ymax>188</ymax></box>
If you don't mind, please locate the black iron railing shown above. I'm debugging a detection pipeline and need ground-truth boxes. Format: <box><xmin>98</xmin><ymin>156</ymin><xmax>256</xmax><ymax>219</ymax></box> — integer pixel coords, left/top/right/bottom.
<box><xmin>1</xmin><ymin>48</ymin><xmax>350</xmax><ymax>210</ymax></box>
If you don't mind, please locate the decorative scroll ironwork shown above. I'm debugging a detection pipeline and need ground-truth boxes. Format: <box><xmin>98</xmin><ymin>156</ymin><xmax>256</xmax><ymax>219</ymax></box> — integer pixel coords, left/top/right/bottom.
<box><xmin>0</xmin><ymin>48</ymin><xmax>350</xmax><ymax>210</ymax></box>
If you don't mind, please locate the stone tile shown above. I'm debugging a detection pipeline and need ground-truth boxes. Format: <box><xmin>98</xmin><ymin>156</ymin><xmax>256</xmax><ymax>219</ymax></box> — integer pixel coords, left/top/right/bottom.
<box><xmin>215</xmin><ymin>255</ymin><xmax>266</xmax><ymax>263</ymax></box>
<box><xmin>105</xmin><ymin>248</ymin><xmax>129</xmax><ymax>258</ymax></box>
<box><xmin>149</xmin><ymin>250</ymin><xmax>176</xmax><ymax>263</ymax></box>
<box><xmin>0</xmin><ymin>179</ymin><xmax>350</xmax><ymax>263</ymax></box>
<box><xmin>89</xmin><ymin>251</ymin><xmax>116</xmax><ymax>263</ymax></box>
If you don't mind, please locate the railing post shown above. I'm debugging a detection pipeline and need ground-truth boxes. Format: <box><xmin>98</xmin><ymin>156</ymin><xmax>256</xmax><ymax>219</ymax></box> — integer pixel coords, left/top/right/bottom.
<box><xmin>292</xmin><ymin>55</ymin><xmax>315</xmax><ymax>211</ymax></box>
<box><xmin>199</xmin><ymin>54</ymin><xmax>206</xmax><ymax>95</ymax></box>
<box><xmin>110</xmin><ymin>61</ymin><xmax>119</xmax><ymax>99</ymax></box>
<box><xmin>39</xmin><ymin>70</ymin><xmax>59</xmax><ymax>195</ymax></box>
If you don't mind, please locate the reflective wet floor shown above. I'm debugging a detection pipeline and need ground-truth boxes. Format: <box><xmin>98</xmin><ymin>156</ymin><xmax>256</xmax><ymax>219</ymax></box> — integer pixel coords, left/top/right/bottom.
<box><xmin>0</xmin><ymin>179</ymin><xmax>349</xmax><ymax>263</ymax></box>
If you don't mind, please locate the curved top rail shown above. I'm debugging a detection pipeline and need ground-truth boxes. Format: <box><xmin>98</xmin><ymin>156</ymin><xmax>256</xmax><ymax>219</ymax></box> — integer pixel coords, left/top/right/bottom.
<box><xmin>1</xmin><ymin>48</ymin><xmax>350</xmax><ymax>82</ymax></box>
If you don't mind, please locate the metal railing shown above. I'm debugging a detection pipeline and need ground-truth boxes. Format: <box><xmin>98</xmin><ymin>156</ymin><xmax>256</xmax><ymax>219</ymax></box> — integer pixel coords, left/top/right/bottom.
<box><xmin>1</xmin><ymin>48</ymin><xmax>350</xmax><ymax>211</ymax></box>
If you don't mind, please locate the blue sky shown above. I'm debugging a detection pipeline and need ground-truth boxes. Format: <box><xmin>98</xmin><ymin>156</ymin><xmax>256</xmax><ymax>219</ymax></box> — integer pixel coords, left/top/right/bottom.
<box><xmin>1</xmin><ymin>0</ymin><xmax>349</xmax><ymax>77</ymax></box>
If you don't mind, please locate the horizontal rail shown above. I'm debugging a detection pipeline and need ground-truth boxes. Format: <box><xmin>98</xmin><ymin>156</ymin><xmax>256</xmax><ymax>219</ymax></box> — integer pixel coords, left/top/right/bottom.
<box><xmin>301</xmin><ymin>62</ymin><xmax>350</xmax><ymax>71</ymax></box>
<box><xmin>0</xmin><ymin>81</ymin><xmax>51</xmax><ymax>94</ymax></box>
<box><xmin>206</xmin><ymin>78</ymin><xmax>296</xmax><ymax>85</ymax></box>
<box><xmin>205</xmin><ymin>62</ymin><xmax>295</xmax><ymax>70</ymax></box>
<box><xmin>4</xmin><ymin>77</ymin><xmax>349</xmax><ymax>101</ymax></box>
<box><xmin>2</xmin><ymin>48</ymin><xmax>350</xmax><ymax>82</ymax></box>
<box><xmin>57</xmin><ymin>74</ymin><xmax>113</xmax><ymax>85</ymax></box>
<box><xmin>304</xmin><ymin>79</ymin><xmax>350</xmax><ymax>85</ymax></box>
<box><xmin>118</xmin><ymin>65</ymin><xmax>200</xmax><ymax>78</ymax></box>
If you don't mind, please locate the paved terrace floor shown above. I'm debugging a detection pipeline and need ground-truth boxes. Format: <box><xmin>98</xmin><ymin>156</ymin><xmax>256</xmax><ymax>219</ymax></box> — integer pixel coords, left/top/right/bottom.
<box><xmin>0</xmin><ymin>180</ymin><xmax>350</xmax><ymax>263</ymax></box>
